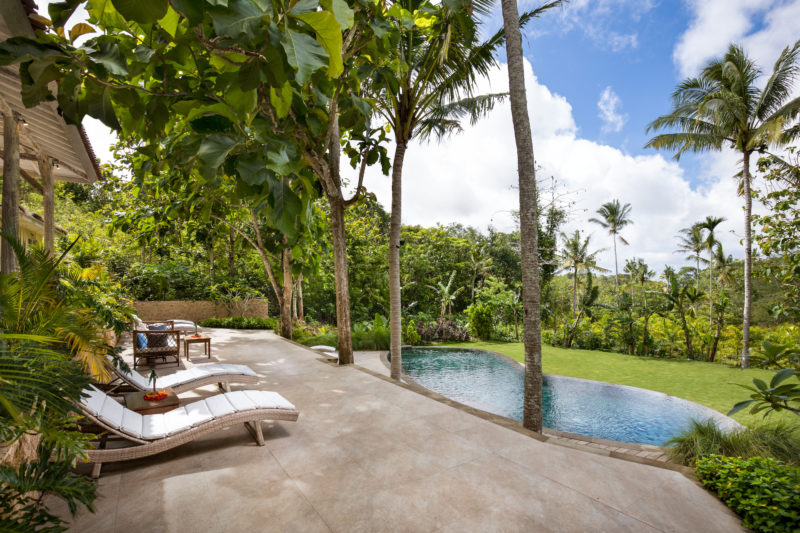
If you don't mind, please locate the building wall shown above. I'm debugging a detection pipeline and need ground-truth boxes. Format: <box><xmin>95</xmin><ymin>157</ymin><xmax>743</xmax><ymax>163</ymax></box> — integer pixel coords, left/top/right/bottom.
<box><xmin>133</xmin><ymin>299</ymin><xmax>269</xmax><ymax>324</ymax></box>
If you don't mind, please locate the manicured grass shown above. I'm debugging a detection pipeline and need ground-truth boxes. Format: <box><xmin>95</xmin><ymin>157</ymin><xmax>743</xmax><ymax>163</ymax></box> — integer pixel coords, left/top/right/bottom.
<box><xmin>447</xmin><ymin>341</ymin><xmax>797</xmax><ymax>429</ymax></box>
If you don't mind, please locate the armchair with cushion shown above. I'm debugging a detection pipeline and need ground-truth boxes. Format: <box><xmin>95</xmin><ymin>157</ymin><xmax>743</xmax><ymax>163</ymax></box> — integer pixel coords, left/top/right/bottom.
<box><xmin>132</xmin><ymin>321</ymin><xmax>181</xmax><ymax>369</ymax></box>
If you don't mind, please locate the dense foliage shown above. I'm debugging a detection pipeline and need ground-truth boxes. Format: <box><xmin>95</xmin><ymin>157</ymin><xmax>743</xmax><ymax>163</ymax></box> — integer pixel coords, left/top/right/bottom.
<box><xmin>696</xmin><ymin>455</ymin><xmax>800</xmax><ymax>533</ymax></box>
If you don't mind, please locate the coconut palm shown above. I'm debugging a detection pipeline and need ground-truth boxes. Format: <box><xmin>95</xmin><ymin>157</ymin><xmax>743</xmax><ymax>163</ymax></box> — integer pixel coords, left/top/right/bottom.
<box><xmin>500</xmin><ymin>0</ymin><xmax>564</xmax><ymax>432</ymax></box>
<box><xmin>375</xmin><ymin>0</ymin><xmax>510</xmax><ymax>380</ymax></box>
<box><xmin>675</xmin><ymin>224</ymin><xmax>706</xmax><ymax>288</ymax></box>
<box><xmin>624</xmin><ymin>257</ymin><xmax>654</xmax><ymax>308</ymax></box>
<box><xmin>646</xmin><ymin>41</ymin><xmax>800</xmax><ymax>367</ymax></box>
<box><xmin>558</xmin><ymin>230</ymin><xmax>607</xmax><ymax>317</ymax></box>
<box><xmin>698</xmin><ymin>216</ymin><xmax>726</xmax><ymax>324</ymax></box>
<box><xmin>589</xmin><ymin>199</ymin><xmax>633</xmax><ymax>295</ymax></box>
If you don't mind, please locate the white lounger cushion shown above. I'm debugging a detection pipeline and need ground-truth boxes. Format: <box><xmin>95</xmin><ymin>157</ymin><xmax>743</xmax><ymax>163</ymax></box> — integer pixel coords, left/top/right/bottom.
<box><xmin>81</xmin><ymin>387</ymin><xmax>297</xmax><ymax>441</ymax></box>
<box><xmin>109</xmin><ymin>352</ymin><xmax>258</xmax><ymax>390</ymax></box>
<box><xmin>310</xmin><ymin>345</ymin><xmax>336</xmax><ymax>352</ymax></box>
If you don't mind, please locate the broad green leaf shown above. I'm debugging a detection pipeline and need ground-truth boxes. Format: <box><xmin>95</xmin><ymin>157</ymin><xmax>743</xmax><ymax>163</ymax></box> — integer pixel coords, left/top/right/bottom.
<box><xmin>82</xmin><ymin>79</ymin><xmax>120</xmax><ymax>129</ymax></box>
<box><xmin>269</xmin><ymin>82</ymin><xmax>293</xmax><ymax>119</ymax></box>
<box><xmin>49</xmin><ymin>1</ymin><xmax>80</xmax><ymax>27</ymax></box>
<box><xmin>266</xmin><ymin>147</ymin><xmax>304</xmax><ymax>175</ymax></box>
<box><xmin>157</xmin><ymin>7</ymin><xmax>181</xmax><ymax>37</ymax></box>
<box><xmin>209</xmin><ymin>0</ymin><xmax>267</xmax><ymax>41</ymax></box>
<box><xmin>185</xmin><ymin>103</ymin><xmax>240</xmax><ymax>124</ymax></box>
<box><xmin>171</xmin><ymin>0</ymin><xmax>204</xmax><ymax>25</ymax></box>
<box><xmin>197</xmin><ymin>134</ymin><xmax>236</xmax><ymax>174</ymax></box>
<box><xmin>0</xmin><ymin>37</ymin><xmax>66</xmax><ymax>67</ymax></box>
<box><xmin>294</xmin><ymin>11</ymin><xmax>342</xmax><ymax>77</ymax></box>
<box><xmin>110</xmin><ymin>0</ymin><xmax>168</xmax><ymax>23</ymax></box>
<box><xmin>320</xmin><ymin>0</ymin><xmax>353</xmax><ymax>29</ymax></box>
<box><xmin>88</xmin><ymin>42</ymin><xmax>128</xmax><ymax>75</ymax></box>
<box><xmin>134</xmin><ymin>44</ymin><xmax>155</xmax><ymax>63</ymax></box>
<box><xmin>69</xmin><ymin>23</ymin><xmax>95</xmax><ymax>42</ymax></box>
<box><xmin>235</xmin><ymin>153</ymin><xmax>274</xmax><ymax>186</ymax></box>
<box><xmin>209</xmin><ymin>51</ymin><xmax>248</xmax><ymax>72</ymax></box>
<box><xmin>280</xmin><ymin>29</ymin><xmax>329</xmax><ymax>84</ymax></box>
<box><xmin>288</xmin><ymin>0</ymin><xmax>318</xmax><ymax>15</ymax></box>
<box><xmin>268</xmin><ymin>178</ymin><xmax>303</xmax><ymax>236</ymax></box>
<box><xmin>225</xmin><ymin>87</ymin><xmax>257</xmax><ymax>122</ymax></box>
<box><xmin>87</xmin><ymin>0</ymin><xmax>127</xmax><ymax>27</ymax></box>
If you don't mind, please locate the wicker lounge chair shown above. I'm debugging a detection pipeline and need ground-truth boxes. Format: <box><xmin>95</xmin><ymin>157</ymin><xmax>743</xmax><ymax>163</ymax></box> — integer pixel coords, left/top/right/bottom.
<box><xmin>107</xmin><ymin>356</ymin><xmax>259</xmax><ymax>393</ymax></box>
<box><xmin>79</xmin><ymin>385</ymin><xmax>299</xmax><ymax>477</ymax></box>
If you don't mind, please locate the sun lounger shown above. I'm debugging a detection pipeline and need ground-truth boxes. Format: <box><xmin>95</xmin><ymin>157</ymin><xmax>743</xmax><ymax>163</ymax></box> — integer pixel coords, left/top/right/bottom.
<box><xmin>79</xmin><ymin>385</ymin><xmax>299</xmax><ymax>477</ymax></box>
<box><xmin>108</xmin><ymin>355</ymin><xmax>259</xmax><ymax>393</ymax></box>
<box><xmin>310</xmin><ymin>345</ymin><xmax>339</xmax><ymax>360</ymax></box>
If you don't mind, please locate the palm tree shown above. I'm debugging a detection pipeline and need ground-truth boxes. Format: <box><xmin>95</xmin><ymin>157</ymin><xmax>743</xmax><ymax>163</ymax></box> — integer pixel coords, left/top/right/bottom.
<box><xmin>624</xmin><ymin>257</ymin><xmax>654</xmax><ymax>308</ymax></box>
<box><xmin>375</xmin><ymin>0</ymin><xmax>510</xmax><ymax>380</ymax></box>
<box><xmin>698</xmin><ymin>216</ymin><xmax>726</xmax><ymax>324</ymax></box>
<box><xmin>558</xmin><ymin>230</ymin><xmax>607</xmax><ymax>317</ymax></box>
<box><xmin>589</xmin><ymin>199</ymin><xmax>633</xmax><ymax>295</ymax></box>
<box><xmin>675</xmin><ymin>224</ymin><xmax>705</xmax><ymax>288</ymax></box>
<box><xmin>712</xmin><ymin>243</ymin><xmax>736</xmax><ymax>290</ymax></box>
<box><xmin>469</xmin><ymin>246</ymin><xmax>493</xmax><ymax>302</ymax></box>
<box><xmin>646</xmin><ymin>41</ymin><xmax>800</xmax><ymax>368</ymax></box>
<box><xmin>500</xmin><ymin>0</ymin><xmax>563</xmax><ymax>432</ymax></box>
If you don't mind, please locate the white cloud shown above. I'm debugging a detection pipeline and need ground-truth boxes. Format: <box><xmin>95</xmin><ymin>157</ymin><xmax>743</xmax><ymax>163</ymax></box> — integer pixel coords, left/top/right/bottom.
<box><xmin>359</xmin><ymin>59</ymin><xmax>753</xmax><ymax>274</ymax></box>
<box><xmin>545</xmin><ymin>0</ymin><xmax>654</xmax><ymax>52</ymax></box>
<box><xmin>673</xmin><ymin>0</ymin><xmax>800</xmax><ymax>79</ymax></box>
<box><xmin>597</xmin><ymin>86</ymin><xmax>628</xmax><ymax>133</ymax></box>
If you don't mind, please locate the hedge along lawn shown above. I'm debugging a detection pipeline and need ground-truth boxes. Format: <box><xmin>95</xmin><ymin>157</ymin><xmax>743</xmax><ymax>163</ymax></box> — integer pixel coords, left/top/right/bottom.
<box><xmin>447</xmin><ymin>341</ymin><xmax>797</xmax><ymax>429</ymax></box>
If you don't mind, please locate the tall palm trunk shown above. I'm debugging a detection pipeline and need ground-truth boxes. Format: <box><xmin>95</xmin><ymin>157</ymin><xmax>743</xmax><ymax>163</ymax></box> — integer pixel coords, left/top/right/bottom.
<box><xmin>741</xmin><ymin>150</ymin><xmax>753</xmax><ymax>368</ymax></box>
<box><xmin>613</xmin><ymin>237</ymin><xmax>619</xmax><ymax>294</ymax></box>
<box><xmin>329</xmin><ymin>196</ymin><xmax>354</xmax><ymax>364</ymax></box>
<box><xmin>280</xmin><ymin>247</ymin><xmax>293</xmax><ymax>339</ymax></box>
<box><xmin>571</xmin><ymin>267</ymin><xmax>578</xmax><ymax>318</ymax></box>
<box><xmin>389</xmin><ymin>142</ymin><xmax>407</xmax><ymax>380</ymax></box>
<box><xmin>696</xmin><ymin>254</ymin><xmax>701</xmax><ymax>289</ymax></box>
<box><xmin>708</xmin><ymin>260</ymin><xmax>714</xmax><ymax>326</ymax></box>
<box><xmin>502</xmin><ymin>0</ymin><xmax>542</xmax><ymax>433</ymax></box>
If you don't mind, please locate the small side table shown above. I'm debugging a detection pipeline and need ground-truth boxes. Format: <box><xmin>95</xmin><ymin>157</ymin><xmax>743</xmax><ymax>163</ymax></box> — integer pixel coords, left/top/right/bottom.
<box><xmin>184</xmin><ymin>336</ymin><xmax>211</xmax><ymax>361</ymax></box>
<box><xmin>124</xmin><ymin>388</ymin><xmax>179</xmax><ymax>415</ymax></box>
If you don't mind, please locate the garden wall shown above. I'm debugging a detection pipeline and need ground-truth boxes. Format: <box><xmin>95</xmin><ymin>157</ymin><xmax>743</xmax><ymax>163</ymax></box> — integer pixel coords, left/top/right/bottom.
<box><xmin>134</xmin><ymin>299</ymin><xmax>269</xmax><ymax>324</ymax></box>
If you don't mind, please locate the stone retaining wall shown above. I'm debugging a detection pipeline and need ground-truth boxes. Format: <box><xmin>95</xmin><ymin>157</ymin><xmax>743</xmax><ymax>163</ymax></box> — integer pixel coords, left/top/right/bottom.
<box><xmin>134</xmin><ymin>299</ymin><xmax>269</xmax><ymax>324</ymax></box>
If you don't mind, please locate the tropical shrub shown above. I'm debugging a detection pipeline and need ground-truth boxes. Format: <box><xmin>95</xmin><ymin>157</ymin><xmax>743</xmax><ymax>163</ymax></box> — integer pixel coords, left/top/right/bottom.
<box><xmin>200</xmin><ymin>317</ymin><xmax>277</xmax><ymax>329</ymax></box>
<box><xmin>467</xmin><ymin>304</ymin><xmax>494</xmax><ymax>340</ymax></box>
<box><xmin>0</xmin><ymin>238</ymin><xmax>100</xmax><ymax>530</ymax></box>
<box><xmin>666</xmin><ymin>420</ymin><xmax>800</xmax><ymax>466</ymax></box>
<box><xmin>403</xmin><ymin>320</ymin><xmax>422</xmax><ymax>345</ymax></box>
<box><xmin>695</xmin><ymin>455</ymin><xmax>800</xmax><ymax>533</ymax></box>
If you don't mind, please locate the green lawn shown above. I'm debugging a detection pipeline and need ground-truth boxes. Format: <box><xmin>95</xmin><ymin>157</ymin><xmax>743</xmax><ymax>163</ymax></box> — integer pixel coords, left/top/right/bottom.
<box><xmin>447</xmin><ymin>341</ymin><xmax>797</xmax><ymax>429</ymax></box>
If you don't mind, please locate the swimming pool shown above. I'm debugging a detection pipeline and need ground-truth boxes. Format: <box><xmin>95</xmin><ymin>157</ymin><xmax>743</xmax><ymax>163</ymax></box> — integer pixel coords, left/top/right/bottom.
<box><xmin>392</xmin><ymin>347</ymin><xmax>741</xmax><ymax>446</ymax></box>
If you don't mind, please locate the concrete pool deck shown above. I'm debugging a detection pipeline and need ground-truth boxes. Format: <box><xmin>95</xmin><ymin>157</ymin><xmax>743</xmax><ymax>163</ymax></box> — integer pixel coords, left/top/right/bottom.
<box><xmin>55</xmin><ymin>329</ymin><xmax>744</xmax><ymax>532</ymax></box>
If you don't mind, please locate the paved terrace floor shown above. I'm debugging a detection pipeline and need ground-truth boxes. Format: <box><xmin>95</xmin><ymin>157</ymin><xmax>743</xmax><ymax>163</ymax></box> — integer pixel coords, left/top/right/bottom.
<box><xmin>55</xmin><ymin>329</ymin><xmax>743</xmax><ymax>532</ymax></box>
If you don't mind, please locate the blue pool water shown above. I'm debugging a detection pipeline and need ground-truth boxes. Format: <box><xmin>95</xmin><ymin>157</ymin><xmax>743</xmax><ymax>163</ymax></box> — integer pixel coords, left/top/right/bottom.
<box><xmin>394</xmin><ymin>347</ymin><xmax>740</xmax><ymax>446</ymax></box>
